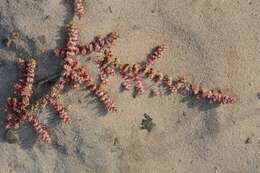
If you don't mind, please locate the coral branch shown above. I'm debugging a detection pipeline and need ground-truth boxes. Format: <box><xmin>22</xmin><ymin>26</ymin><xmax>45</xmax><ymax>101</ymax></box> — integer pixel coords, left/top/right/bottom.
<box><xmin>28</xmin><ymin>116</ymin><xmax>52</xmax><ymax>144</ymax></box>
<box><xmin>96</xmin><ymin>48</ymin><xmax>116</xmax><ymax>84</ymax></box>
<box><xmin>120</xmin><ymin>76</ymin><xmax>131</xmax><ymax>91</ymax></box>
<box><xmin>4</xmin><ymin>59</ymin><xmax>52</xmax><ymax>144</ymax></box>
<box><xmin>90</xmin><ymin>85</ymin><xmax>118</xmax><ymax>112</ymax></box>
<box><xmin>133</xmin><ymin>75</ymin><xmax>145</xmax><ymax>96</ymax></box>
<box><xmin>4</xmin><ymin>0</ymin><xmax>236</xmax><ymax>146</ymax></box>
<box><xmin>73</xmin><ymin>65</ymin><xmax>118</xmax><ymax>112</ymax></box>
<box><xmin>53</xmin><ymin>32</ymin><xmax>119</xmax><ymax>57</ymax></box>
<box><xmin>119</xmin><ymin>64</ymin><xmax>132</xmax><ymax>91</ymax></box>
<box><xmin>41</xmin><ymin>23</ymin><xmax>80</xmax><ymax>104</ymax></box>
<box><xmin>66</xmin><ymin>23</ymin><xmax>79</xmax><ymax>58</ymax></box>
<box><xmin>79</xmin><ymin>32</ymin><xmax>119</xmax><ymax>54</ymax></box>
<box><xmin>5</xmin><ymin>59</ymin><xmax>37</xmax><ymax>130</ymax></box>
<box><xmin>5</xmin><ymin>24</ymin><xmax>80</xmax><ymax>143</ymax></box>
<box><xmin>193</xmin><ymin>88</ymin><xmax>236</xmax><ymax>104</ymax></box>
<box><xmin>117</xmin><ymin>45</ymin><xmax>166</xmax><ymax>94</ymax></box>
<box><xmin>73</xmin><ymin>0</ymin><xmax>85</xmax><ymax>19</ymax></box>
<box><xmin>162</xmin><ymin>75</ymin><xmax>177</xmax><ymax>94</ymax></box>
<box><xmin>47</xmin><ymin>96</ymin><xmax>71</xmax><ymax>124</ymax></box>
<box><xmin>143</xmin><ymin>66</ymin><xmax>164</xmax><ymax>82</ymax></box>
<box><xmin>15</xmin><ymin>59</ymin><xmax>36</xmax><ymax>110</ymax></box>
<box><xmin>132</xmin><ymin>64</ymin><xmax>145</xmax><ymax>96</ymax></box>
<box><xmin>146</xmin><ymin>45</ymin><xmax>166</xmax><ymax>65</ymax></box>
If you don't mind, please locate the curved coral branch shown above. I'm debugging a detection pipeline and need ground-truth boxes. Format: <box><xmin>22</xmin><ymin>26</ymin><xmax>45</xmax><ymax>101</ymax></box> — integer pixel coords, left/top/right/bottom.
<box><xmin>151</xmin><ymin>71</ymin><xmax>235</xmax><ymax>105</ymax></box>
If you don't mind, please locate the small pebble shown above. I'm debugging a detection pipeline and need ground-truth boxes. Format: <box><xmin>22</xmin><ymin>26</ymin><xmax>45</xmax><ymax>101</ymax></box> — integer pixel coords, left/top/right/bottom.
<box><xmin>113</xmin><ymin>137</ymin><xmax>119</xmax><ymax>146</ymax></box>
<box><xmin>245</xmin><ymin>137</ymin><xmax>252</xmax><ymax>144</ymax></box>
<box><xmin>257</xmin><ymin>93</ymin><xmax>260</xmax><ymax>99</ymax></box>
<box><xmin>140</xmin><ymin>113</ymin><xmax>156</xmax><ymax>132</ymax></box>
<box><xmin>45</xmin><ymin>15</ymin><xmax>50</xmax><ymax>20</ymax></box>
<box><xmin>108</xmin><ymin>6</ymin><xmax>112</xmax><ymax>13</ymax></box>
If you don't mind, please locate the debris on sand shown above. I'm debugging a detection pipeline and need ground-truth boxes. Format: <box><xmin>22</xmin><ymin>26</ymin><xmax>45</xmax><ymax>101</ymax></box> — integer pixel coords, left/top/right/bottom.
<box><xmin>140</xmin><ymin>113</ymin><xmax>156</xmax><ymax>132</ymax></box>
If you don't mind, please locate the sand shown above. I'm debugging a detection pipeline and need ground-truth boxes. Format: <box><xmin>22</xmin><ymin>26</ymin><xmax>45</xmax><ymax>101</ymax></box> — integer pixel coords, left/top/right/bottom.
<box><xmin>0</xmin><ymin>0</ymin><xmax>260</xmax><ymax>172</ymax></box>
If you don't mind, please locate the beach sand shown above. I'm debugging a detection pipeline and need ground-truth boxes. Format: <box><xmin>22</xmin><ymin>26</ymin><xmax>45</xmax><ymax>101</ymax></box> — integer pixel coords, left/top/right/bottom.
<box><xmin>0</xmin><ymin>0</ymin><xmax>260</xmax><ymax>172</ymax></box>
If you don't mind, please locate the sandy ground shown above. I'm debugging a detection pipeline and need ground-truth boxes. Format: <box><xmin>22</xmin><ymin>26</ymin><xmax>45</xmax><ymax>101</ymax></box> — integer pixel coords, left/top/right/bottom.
<box><xmin>0</xmin><ymin>0</ymin><xmax>260</xmax><ymax>172</ymax></box>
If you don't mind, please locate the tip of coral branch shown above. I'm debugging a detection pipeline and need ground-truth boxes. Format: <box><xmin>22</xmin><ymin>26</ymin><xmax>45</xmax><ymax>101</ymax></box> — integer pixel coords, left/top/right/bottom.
<box><xmin>110</xmin><ymin>32</ymin><xmax>120</xmax><ymax>38</ymax></box>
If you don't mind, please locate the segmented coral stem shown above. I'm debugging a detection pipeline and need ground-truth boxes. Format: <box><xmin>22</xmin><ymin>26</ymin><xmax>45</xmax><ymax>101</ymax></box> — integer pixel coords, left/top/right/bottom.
<box><xmin>141</xmin><ymin>64</ymin><xmax>235</xmax><ymax>104</ymax></box>
<box><xmin>121</xmin><ymin>76</ymin><xmax>131</xmax><ymax>91</ymax></box>
<box><xmin>5</xmin><ymin>97</ymin><xmax>20</xmax><ymax>130</ymax></box>
<box><xmin>146</xmin><ymin>45</ymin><xmax>166</xmax><ymax>65</ymax></box>
<box><xmin>53</xmin><ymin>32</ymin><xmax>119</xmax><ymax>57</ymax></box>
<box><xmin>66</xmin><ymin>23</ymin><xmax>79</xmax><ymax>58</ymax></box>
<box><xmin>162</xmin><ymin>75</ymin><xmax>177</xmax><ymax>94</ymax></box>
<box><xmin>162</xmin><ymin>74</ymin><xmax>236</xmax><ymax>104</ymax></box>
<box><xmin>3</xmin><ymin>0</ymin><xmax>236</xmax><ymax>146</ymax></box>
<box><xmin>78</xmin><ymin>32</ymin><xmax>120</xmax><ymax>56</ymax></box>
<box><xmin>73</xmin><ymin>65</ymin><xmax>118</xmax><ymax>112</ymax></box>
<box><xmin>73</xmin><ymin>0</ymin><xmax>85</xmax><ymax>19</ymax></box>
<box><xmin>42</xmin><ymin>24</ymin><xmax>80</xmax><ymax>103</ymax></box>
<box><xmin>5</xmin><ymin>59</ymin><xmax>37</xmax><ymax>130</ymax></box>
<box><xmin>119</xmin><ymin>64</ymin><xmax>131</xmax><ymax>90</ymax></box>
<box><xmin>96</xmin><ymin>48</ymin><xmax>116</xmax><ymax>83</ymax></box>
<box><xmin>47</xmin><ymin>96</ymin><xmax>71</xmax><ymax>124</ymax></box>
<box><xmin>151</xmin><ymin>89</ymin><xmax>162</xmax><ymax>97</ymax></box>
<box><xmin>132</xmin><ymin>64</ymin><xmax>145</xmax><ymax>96</ymax></box>
<box><xmin>28</xmin><ymin>116</ymin><xmax>52</xmax><ymax>144</ymax></box>
<box><xmin>15</xmin><ymin>59</ymin><xmax>36</xmax><ymax>109</ymax></box>
<box><xmin>133</xmin><ymin>74</ymin><xmax>145</xmax><ymax>96</ymax></box>
<box><xmin>193</xmin><ymin>88</ymin><xmax>236</xmax><ymax>104</ymax></box>
<box><xmin>89</xmin><ymin>84</ymin><xmax>118</xmax><ymax>112</ymax></box>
